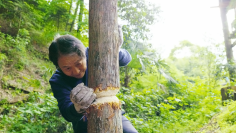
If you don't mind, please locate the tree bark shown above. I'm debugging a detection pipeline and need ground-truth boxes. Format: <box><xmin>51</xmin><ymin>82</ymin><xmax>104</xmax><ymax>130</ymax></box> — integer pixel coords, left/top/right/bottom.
<box><xmin>65</xmin><ymin>0</ymin><xmax>73</xmax><ymax>31</ymax></box>
<box><xmin>77</xmin><ymin>0</ymin><xmax>84</xmax><ymax>39</ymax></box>
<box><xmin>124</xmin><ymin>66</ymin><xmax>130</xmax><ymax>87</ymax></box>
<box><xmin>219</xmin><ymin>0</ymin><xmax>236</xmax><ymax>80</ymax></box>
<box><xmin>69</xmin><ymin>0</ymin><xmax>80</xmax><ymax>32</ymax></box>
<box><xmin>57</xmin><ymin>14</ymin><xmax>60</xmax><ymax>32</ymax></box>
<box><xmin>18</xmin><ymin>13</ymin><xmax>21</xmax><ymax>29</ymax></box>
<box><xmin>87</xmin><ymin>0</ymin><xmax>122</xmax><ymax>132</ymax></box>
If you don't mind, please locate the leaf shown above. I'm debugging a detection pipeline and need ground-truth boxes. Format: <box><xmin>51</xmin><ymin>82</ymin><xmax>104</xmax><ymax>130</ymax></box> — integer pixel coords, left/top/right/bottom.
<box><xmin>33</xmin><ymin>110</ymin><xmax>41</xmax><ymax>114</ymax></box>
<box><xmin>137</xmin><ymin>55</ymin><xmax>145</xmax><ymax>71</ymax></box>
<box><xmin>230</xmin><ymin>111</ymin><xmax>235</xmax><ymax>115</ymax></box>
<box><xmin>25</xmin><ymin>110</ymin><xmax>33</xmax><ymax>115</ymax></box>
<box><xmin>175</xmin><ymin>98</ymin><xmax>181</xmax><ymax>102</ymax></box>
<box><xmin>157</xmin><ymin>82</ymin><xmax>168</xmax><ymax>94</ymax></box>
<box><xmin>158</xmin><ymin>69</ymin><xmax>177</xmax><ymax>84</ymax></box>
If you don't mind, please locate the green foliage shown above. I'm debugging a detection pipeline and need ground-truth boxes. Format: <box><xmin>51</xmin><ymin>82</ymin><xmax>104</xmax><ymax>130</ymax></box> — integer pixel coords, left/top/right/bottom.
<box><xmin>118</xmin><ymin>76</ymin><xmax>222</xmax><ymax>133</ymax></box>
<box><xmin>0</xmin><ymin>29</ymin><xmax>30</xmax><ymax>71</ymax></box>
<box><xmin>0</xmin><ymin>92</ymin><xmax>73</xmax><ymax>133</ymax></box>
<box><xmin>118</xmin><ymin>0</ymin><xmax>159</xmax><ymax>40</ymax></box>
<box><xmin>200</xmin><ymin>101</ymin><xmax>236</xmax><ymax>132</ymax></box>
<box><xmin>0</xmin><ymin>0</ymin><xmax>89</xmax><ymax>46</ymax></box>
<box><xmin>41</xmin><ymin>66</ymin><xmax>55</xmax><ymax>82</ymax></box>
<box><xmin>118</xmin><ymin>40</ymin><xmax>228</xmax><ymax>132</ymax></box>
<box><xmin>168</xmin><ymin>41</ymin><xmax>227</xmax><ymax>84</ymax></box>
<box><xmin>217</xmin><ymin>101</ymin><xmax>236</xmax><ymax>132</ymax></box>
<box><xmin>14</xmin><ymin>60</ymin><xmax>25</xmax><ymax>71</ymax></box>
<box><xmin>0</xmin><ymin>53</ymin><xmax>7</xmax><ymax>69</ymax></box>
<box><xmin>23</xmin><ymin>77</ymin><xmax>41</xmax><ymax>88</ymax></box>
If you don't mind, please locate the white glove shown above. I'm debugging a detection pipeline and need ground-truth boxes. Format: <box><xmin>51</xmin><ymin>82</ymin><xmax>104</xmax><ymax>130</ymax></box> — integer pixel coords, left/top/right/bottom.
<box><xmin>70</xmin><ymin>83</ymin><xmax>96</xmax><ymax>113</ymax></box>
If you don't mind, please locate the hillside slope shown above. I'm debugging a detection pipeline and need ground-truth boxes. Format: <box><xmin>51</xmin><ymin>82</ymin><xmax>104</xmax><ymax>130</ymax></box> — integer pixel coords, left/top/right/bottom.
<box><xmin>198</xmin><ymin>101</ymin><xmax>236</xmax><ymax>133</ymax></box>
<box><xmin>0</xmin><ymin>30</ymin><xmax>54</xmax><ymax>111</ymax></box>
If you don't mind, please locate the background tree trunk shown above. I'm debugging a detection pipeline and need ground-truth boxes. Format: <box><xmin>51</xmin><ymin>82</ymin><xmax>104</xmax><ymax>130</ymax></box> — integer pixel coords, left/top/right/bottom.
<box><xmin>65</xmin><ymin>0</ymin><xmax>73</xmax><ymax>31</ymax></box>
<box><xmin>69</xmin><ymin>0</ymin><xmax>80</xmax><ymax>32</ymax></box>
<box><xmin>87</xmin><ymin>0</ymin><xmax>122</xmax><ymax>132</ymax></box>
<box><xmin>57</xmin><ymin>15</ymin><xmax>60</xmax><ymax>31</ymax></box>
<box><xmin>219</xmin><ymin>0</ymin><xmax>236</xmax><ymax>80</ymax></box>
<box><xmin>77</xmin><ymin>0</ymin><xmax>84</xmax><ymax>39</ymax></box>
<box><xmin>124</xmin><ymin>66</ymin><xmax>130</xmax><ymax>87</ymax></box>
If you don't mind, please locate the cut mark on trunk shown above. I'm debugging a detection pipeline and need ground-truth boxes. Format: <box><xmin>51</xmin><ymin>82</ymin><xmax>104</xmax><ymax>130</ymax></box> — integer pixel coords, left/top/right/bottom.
<box><xmin>94</xmin><ymin>87</ymin><xmax>119</xmax><ymax>98</ymax></box>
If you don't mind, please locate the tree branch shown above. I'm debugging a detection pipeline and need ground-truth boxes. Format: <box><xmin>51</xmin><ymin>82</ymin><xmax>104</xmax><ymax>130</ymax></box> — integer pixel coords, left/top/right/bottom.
<box><xmin>231</xmin><ymin>41</ymin><xmax>236</xmax><ymax>48</ymax></box>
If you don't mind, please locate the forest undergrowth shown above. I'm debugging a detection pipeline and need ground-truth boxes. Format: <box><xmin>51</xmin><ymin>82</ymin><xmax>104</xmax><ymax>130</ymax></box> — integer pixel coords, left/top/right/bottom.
<box><xmin>0</xmin><ymin>30</ymin><xmax>234</xmax><ymax>133</ymax></box>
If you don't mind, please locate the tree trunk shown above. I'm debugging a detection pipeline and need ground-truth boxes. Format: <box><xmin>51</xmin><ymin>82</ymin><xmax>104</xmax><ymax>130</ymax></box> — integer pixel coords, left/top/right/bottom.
<box><xmin>87</xmin><ymin>0</ymin><xmax>122</xmax><ymax>132</ymax></box>
<box><xmin>77</xmin><ymin>0</ymin><xmax>84</xmax><ymax>39</ymax></box>
<box><xmin>219</xmin><ymin>0</ymin><xmax>235</xmax><ymax>80</ymax></box>
<box><xmin>65</xmin><ymin>0</ymin><xmax>73</xmax><ymax>31</ymax></box>
<box><xmin>18</xmin><ymin>13</ymin><xmax>21</xmax><ymax>29</ymax></box>
<box><xmin>124</xmin><ymin>66</ymin><xmax>130</xmax><ymax>87</ymax></box>
<box><xmin>69</xmin><ymin>0</ymin><xmax>80</xmax><ymax>32</ymax></box>
<box><xmin>57</xmin><ymin>14</ymin><xmax>60</xmax><ymax>32</ymax></box>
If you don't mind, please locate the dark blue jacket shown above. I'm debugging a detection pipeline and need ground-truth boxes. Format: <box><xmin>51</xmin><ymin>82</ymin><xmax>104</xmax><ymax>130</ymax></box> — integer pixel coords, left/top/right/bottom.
<box><xmin>49</xmin><ymin>48</ymin><xmax>131</xmax><ymax>132</ymax></box>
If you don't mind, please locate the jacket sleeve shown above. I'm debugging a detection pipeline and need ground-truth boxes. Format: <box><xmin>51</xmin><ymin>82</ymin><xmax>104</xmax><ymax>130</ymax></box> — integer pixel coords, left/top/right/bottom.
<box><xmin>119</xmin><ymin>49</ymin><xmax>132</xmax><ymax>66</ymax></box>
<box><xmin>50</xmin><ymin>82</ymin><xmax>83</xmax><ymax>122</ymax></box>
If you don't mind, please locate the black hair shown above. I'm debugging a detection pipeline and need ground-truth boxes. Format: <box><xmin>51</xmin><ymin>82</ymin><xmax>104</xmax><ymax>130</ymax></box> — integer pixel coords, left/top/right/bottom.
<box><xmin>48</xmin><ymin>35</ymin><xmax>86</xmax><ymax>68</ymax></box>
